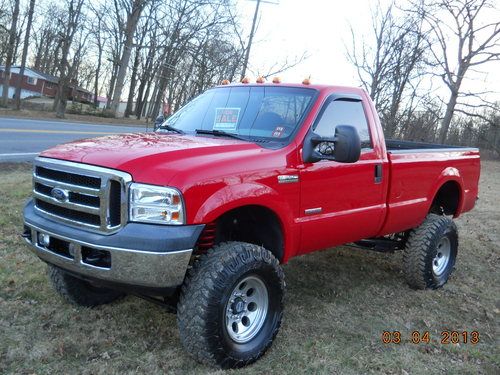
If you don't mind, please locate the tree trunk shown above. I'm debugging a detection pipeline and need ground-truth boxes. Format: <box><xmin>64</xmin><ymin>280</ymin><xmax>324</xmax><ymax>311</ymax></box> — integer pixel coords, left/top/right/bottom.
<box><xmin>106</xmin><ymin>62</ymin><xmax>118</xmax><ymax>109</ymax></box>
<box><xmin>110</xmin><ymin>0</ymin><xmax>145</xmax><ymax>117</ymax></box>
<box><xmin>14</xmin><ymin>0</ymin><xmax>36</xmax><ymax>110</ymax></box>
<box><xmin>55</xmin><ymin>87</ymin><xmax>68</xmax><ymax>118</ymax></box>
<box><xmin>94</xmin><ymin>43</ymin><xmax>102</xmax><ymax>108</ymax></box>
<box><xmin>439</xmin><ymin>90</ymin><xmax>458</xmax><ymax>144</ymax></box>
<box><xmin>146</xmin><ymin>82</ymin><xmax>160</xmax><ymax>119</ymax></box>
<box><xmin>124</xmin><ymin>47</ymin><xmax>141</xmax><ymax>117</ymax></box>
<box><xmin>135</xmin><ymin>73</ymin><xmax>148</xmax><ymax>119</ymax></box>
<box><xmin>140</xmin><ymin>74</ymin><xmax>154</xmax><ymax>118</ymax></box>
<box><xmin>135</xmin><ymin>44</ymin><xmax>156</xmax><ymax>119</ymax></box>
<box><xmin>1</xmin><ymin>0</ymin><xmax>20</xmax><ymax>106</ymax></box>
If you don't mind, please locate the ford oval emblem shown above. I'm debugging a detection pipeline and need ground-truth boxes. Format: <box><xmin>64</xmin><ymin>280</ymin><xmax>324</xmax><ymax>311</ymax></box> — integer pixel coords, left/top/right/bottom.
<box><xmin>51</xmin><ymin>187</ymin><xmax>69</xmax><ymax>202</ymax></box>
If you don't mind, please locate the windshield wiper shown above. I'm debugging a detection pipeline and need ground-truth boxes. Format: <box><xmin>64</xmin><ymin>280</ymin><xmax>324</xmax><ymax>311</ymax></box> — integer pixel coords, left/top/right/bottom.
<box><xmin>158</xmin><ymin>124</ymin><xmax>184</xmax><ymax>134</ymax></box>
<box><xmin>195</xmin><ymin>129</ymin><xmax>248</xmax><ymax>141</ymax></box>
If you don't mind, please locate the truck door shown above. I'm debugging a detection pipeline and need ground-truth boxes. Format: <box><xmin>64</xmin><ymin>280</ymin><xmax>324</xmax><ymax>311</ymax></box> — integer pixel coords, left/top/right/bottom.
<box><xmin>298</xmin><ymin>95</ymin><xmax>386</xmax><ymax>254</ymax></box>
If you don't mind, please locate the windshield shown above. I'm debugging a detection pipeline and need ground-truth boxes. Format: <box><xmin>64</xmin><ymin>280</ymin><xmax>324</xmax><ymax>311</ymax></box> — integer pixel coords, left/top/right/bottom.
<box><xmin>158</xmin><ymin>86</ymin><xmax>316</xmax><ymax>146</ymax></box>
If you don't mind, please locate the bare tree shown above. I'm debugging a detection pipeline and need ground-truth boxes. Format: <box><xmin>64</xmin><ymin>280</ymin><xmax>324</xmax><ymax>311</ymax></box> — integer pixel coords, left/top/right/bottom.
<box><xmin>124</xmin><ymin>4</ymin><xmax>155</xmax><ymax>118</ymax></box>
<box><xmin>32</xmin><ymin>6</ymin><xmax>62</xmax><ymax>74</ymax></box>
<box><xmin>14</xmin><ymin>0</ymin><xmax>36</xmax><ymax>110</ymax></box>
<box><xmin>53</xmin><ymin>0</ymin><xmax>86</xmax><ymax>118</ymax></box>
<box><xmin>88</xmin><ymin>3</ymin><xmax>106</xmax><ymax>108</ymax></box>
<box><xmin>347</xmin><ymin>2</ymin><xmax>427</xmax><ymax>138</ymax></box>
<box><xmin>0</xmin><ymin>0</ymin><xmax>13</xmax><ymax>65</ymax></box>
<box><xmin>109</xmin><ymin>0</ymin><xmax>149</xmax><ymax>117</ymax></box>
<box><xmin>1</xmin><ymin>0</ymin><xmax>20</xmax><ymax>106</ymax></box>
<box><xmin>419</xmin><ymin>0</ymin><xmax>500</xmax><ymax>143</ymax></box>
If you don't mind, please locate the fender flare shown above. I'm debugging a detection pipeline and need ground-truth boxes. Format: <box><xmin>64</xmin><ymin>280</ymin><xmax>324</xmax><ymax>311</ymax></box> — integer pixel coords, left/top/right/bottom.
<box><xmin>427</xmin><ymin>167</ymin><xmax>464</xmax><ymax>217</ymax></box>
<box><xmin>193</xmin><ymin>182</ymin><xmax>293</xmax><ymax>225</ymax></box>
<box><xmin>192</xmin><ymin>183</ymin><xmax>298</xmax><ymax>261</ymax></box>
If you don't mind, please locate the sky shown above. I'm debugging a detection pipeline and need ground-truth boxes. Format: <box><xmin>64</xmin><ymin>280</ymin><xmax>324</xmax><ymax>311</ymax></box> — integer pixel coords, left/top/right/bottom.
<box><xmin>236</xmin><ymin>0</ymin><xmax>500</xmax><ymax>103</ymax></box>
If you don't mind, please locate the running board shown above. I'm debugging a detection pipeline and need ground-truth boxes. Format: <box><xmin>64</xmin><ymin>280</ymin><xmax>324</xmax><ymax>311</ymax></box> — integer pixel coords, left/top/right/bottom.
<box><xmin>351</xmin><ymin>238</ymin><xmax>405</xmax><ymax>252</ymax></box>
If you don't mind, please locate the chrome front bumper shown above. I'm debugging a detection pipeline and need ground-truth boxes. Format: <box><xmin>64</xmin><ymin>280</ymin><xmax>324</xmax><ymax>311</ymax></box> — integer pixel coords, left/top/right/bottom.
<box><xmin>23</xmin><ymin>222</ymin><xmax>193</xmax><ymax>288</ymax></box>
<box><xmin>23</xmin><ymin>198</ymin><xmax>205</xmax><ymax>289</ymax></box>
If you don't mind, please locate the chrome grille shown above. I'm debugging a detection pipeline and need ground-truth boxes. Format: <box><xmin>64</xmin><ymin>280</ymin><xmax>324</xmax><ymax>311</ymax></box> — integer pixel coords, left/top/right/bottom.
<box><xmin>32</xmin><ymin>157</ymin><xmax>132</xmax><ymax>234</ymax></box>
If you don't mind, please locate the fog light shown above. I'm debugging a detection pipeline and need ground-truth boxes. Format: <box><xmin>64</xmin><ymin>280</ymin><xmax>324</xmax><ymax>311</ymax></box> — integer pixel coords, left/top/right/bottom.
<box><xmin>39</xmin><ymin>233</ymin><xmax>50</xmax><ymax>247</ymax></box>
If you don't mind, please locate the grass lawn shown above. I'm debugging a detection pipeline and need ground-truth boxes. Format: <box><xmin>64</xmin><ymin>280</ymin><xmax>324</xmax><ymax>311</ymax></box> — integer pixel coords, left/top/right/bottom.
<box><xmin>0</xmin><ymin>161</ymin><xmax>498</xmax><ymax>374</ymax></box>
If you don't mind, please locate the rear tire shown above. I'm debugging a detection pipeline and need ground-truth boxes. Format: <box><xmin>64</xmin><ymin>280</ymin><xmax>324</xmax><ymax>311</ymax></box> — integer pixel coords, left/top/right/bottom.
<box><xmin>177</xmin><ymin>242</ymin><xmax>285</xmax><ymax>368</ymax></box>
<box><xmin>403</xmin><ymin>214</ymin><xmax>458</xmax><ymax>289</ymax></box>
<box><xmin>47</xmin><ymin>265</ymin><xmax>124</xmax><ymax>307</ymax></box>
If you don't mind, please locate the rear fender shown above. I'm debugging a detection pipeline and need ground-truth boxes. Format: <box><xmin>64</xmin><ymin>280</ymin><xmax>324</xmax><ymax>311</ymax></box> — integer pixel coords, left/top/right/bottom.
<box><xmin>427</xmin><ymin>167</ymin><xmax>464</xmax><ymax>217</ymax></box>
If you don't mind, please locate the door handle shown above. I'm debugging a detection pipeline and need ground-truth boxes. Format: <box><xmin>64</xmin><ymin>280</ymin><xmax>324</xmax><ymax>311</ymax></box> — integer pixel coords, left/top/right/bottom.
<box><xmin>374</xmin><ymin>164</ymin><xmax>383</xmax><ymax>184</ymax></box>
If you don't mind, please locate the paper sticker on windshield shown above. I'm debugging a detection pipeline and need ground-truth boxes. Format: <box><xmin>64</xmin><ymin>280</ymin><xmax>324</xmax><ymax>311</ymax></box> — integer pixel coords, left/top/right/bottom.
<box><xmin>214</xmin><ymin>108</ymin><xmax>240</xmax><ymax>131</ymax></box>
<box><xmin>272</xmin><ymin>126</ymin><xmax>285</xmax><ymax>138</ymax></box>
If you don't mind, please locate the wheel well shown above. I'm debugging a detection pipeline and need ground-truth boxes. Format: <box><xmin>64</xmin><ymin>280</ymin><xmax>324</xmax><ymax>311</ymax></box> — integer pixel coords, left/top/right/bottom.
<box><xmin>430</xmin><ymin>181</ymin><xmax>461</xmax><ymax>216</ymax></box>
<box><xmin>208</xmin><ymin>205</ymin><xmax>284</xmax><ymax>262</ymax></box>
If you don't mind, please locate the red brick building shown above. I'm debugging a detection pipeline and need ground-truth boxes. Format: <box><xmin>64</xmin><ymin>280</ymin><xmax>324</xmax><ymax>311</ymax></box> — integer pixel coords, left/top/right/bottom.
<box><xmin>0</xmin><ymin>66</ymin><xmax>92</xmax><ymax>102</ymax></box>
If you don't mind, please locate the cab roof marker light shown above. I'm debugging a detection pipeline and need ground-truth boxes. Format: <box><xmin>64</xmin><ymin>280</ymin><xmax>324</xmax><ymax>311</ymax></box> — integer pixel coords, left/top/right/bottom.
<box><xmin>272</xmin><ymin>77</ymin><xmax>281</xmax><ymax>84</ymax></box>
<box><xmin>256</xmin><ymin>76</ymin><xmax>265</xmax><ymax>83</ymax></box>
<box><xmin>241</xmin><ymin>77</ymin><xmax>250</xmax><ymax>84</ymax></box>
<box><xmin>221</xmin><ymin>79</ymin><xmax>230</xmax><ymax>85</ymax></box>
<box><xmin>302</xmin><ymin>76</ymin><xmax>311</xmax><ymax>85</ymax></box>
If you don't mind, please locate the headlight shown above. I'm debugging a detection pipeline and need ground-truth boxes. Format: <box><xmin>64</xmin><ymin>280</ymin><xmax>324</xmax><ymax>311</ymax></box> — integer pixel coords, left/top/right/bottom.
<box><xmin>129</xmin><ymin>183</ymin><xmax>185</xmax><ymax>225</ymax></box>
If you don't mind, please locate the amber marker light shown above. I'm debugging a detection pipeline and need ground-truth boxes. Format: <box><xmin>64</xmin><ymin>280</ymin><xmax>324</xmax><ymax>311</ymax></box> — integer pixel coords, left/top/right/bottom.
<box><xmin>256</xmin><ymin>76</ymin><xmax>265</xmax><ymax>83</ymax></box>
<box><xmin>221</xmin><ymin>79</ymin><xmax>230</xmax><ymax>85</ymax></box>
<box><xmin>302</xmin><ymin>77</ymin><xmax>311</xmax><ymax>85</ymax></box>
<box><xmin>272</xmin><ymin>77</ymin><xmax>281</xmax><ymax>84</ymax></box>
<box><xmin>241</xmin><ymin>77</ymin><xmax>250</xmax><ymax>84</ymax></box>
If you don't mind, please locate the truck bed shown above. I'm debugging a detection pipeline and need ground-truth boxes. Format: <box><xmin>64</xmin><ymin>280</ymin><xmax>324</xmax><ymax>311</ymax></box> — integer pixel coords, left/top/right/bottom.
<box><xmin>379</xmin><ymin>144</ymin><xmax>480</xmax><ymax>236</ymax></box>
<box><xmin>386</xmin><ymin>139</ymin><xmax>476</xmax><ymax>152</ymax></box>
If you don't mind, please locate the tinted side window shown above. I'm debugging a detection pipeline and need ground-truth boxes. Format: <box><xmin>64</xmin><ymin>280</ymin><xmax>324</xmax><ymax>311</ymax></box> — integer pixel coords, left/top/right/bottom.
<box><xmin>313</xmin><ymin>100</ymin><xmax>371</xmax><ymax>148</ymax></box>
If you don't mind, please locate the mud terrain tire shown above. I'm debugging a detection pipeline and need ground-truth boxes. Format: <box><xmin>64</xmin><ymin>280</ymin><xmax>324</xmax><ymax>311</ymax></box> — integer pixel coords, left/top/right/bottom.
<box><xmin>403</xmin><ymin>214</ymin><xmax>458</xmax><ymax>289</ymax></box>
<box><xmin>177</xmin><ymin>242</ymin><xmax>285</xmax><ymax>368</ymax></box>
<box><xmin>48</xmin><ymin>265</ymin><xmax>124</xmax><ymax>307</ymax></box>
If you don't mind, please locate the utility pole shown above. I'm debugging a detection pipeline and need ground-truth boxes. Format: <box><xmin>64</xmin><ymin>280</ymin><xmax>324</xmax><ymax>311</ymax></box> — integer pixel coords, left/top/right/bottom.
<box><xmin>240</xmin><ymin>0</ymin><xmax>278</xmax><ymax>80</ymax></box>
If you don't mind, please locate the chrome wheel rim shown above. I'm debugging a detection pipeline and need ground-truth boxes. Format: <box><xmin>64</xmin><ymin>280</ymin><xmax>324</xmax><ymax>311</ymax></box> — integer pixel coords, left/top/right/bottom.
<box><xmin>225</xmin><ymin>275</ymin><xmax>268</xmax><ymax>343</ymax></box>
<box><xmin>432</xmin><ymin>237</ymin><xmax>451</xmax><ymax>276</ymax></box>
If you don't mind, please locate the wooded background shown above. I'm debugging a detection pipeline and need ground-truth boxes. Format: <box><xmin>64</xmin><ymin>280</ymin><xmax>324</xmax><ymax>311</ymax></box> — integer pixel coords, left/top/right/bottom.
<box><xmin>0</xmin><ymin>0</ymin><xmax>499</xmax><ymax>155</ymax></box>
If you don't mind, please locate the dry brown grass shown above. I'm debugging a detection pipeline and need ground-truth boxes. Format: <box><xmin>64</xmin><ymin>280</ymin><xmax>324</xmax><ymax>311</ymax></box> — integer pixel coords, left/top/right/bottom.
<box><xmin>0</xmin><ymin>161</ymin><xmax>498</xmax><ymax>374</ymax></box>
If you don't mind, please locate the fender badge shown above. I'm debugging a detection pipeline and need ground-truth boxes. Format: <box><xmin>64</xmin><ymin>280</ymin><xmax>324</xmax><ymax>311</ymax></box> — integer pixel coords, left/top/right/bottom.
<box><xmin>278</xmin><ymin>175</ymin><xmax>299</xmax><ymax>184</ymax></box>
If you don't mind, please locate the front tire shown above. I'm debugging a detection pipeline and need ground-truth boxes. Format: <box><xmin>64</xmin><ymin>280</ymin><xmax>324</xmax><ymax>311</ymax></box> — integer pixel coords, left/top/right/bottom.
<box><xmin>47</xmin><ymin>265</ymin><xmax>124</xmax><ymax>307</ymax></box>
<box><xmin>177</xmin><ymin>242</ymin><xmax>285</xmax><ymax>369</ymax></box>
<box><xmin>403</xmin><ymin>214</ymin><xmax>458</xmax><ymax>289</ymax></box>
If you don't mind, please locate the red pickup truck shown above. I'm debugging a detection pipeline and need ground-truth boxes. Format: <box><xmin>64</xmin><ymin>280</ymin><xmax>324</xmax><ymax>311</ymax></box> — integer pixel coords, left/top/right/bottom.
<box><xmin>22</xmin><ymin>82</ymin><xmax>480</xmax><ymax>368</ymax></box>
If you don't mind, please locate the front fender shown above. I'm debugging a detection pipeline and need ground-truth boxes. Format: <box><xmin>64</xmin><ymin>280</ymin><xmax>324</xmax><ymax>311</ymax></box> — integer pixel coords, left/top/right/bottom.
<box><xmin>193</xmin><ymin>182</ymin><xmax>293</xmax><ymax>225</ymax></box>
<box><xmin>192</xmin><ymin>182</ymin><xmax>300</xmax><ymax>262</ymax></box>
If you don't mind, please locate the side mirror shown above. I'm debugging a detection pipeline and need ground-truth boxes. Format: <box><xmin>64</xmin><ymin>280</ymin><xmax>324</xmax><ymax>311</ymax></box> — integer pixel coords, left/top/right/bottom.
<box><xmin>154</xmin><ymin>114</ymin><xmax>165</xmax><ymax>130</ymax></box>
<box><xmin>303</xmin><ymin>125</ymin><xmax>361</xmax><ymax>163</ymax></box>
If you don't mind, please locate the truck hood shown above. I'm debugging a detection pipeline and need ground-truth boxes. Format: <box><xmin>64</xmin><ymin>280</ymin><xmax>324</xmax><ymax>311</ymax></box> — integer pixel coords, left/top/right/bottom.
<box><xmin>40</xmin><ymin>132</ymin><xmax>265</xmax><ymax>185</ymax></box>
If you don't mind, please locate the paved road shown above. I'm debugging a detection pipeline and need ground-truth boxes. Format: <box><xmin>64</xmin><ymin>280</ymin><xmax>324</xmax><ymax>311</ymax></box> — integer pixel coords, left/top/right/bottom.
<box><xmin>0</xmin><ymin>117</ymin><xmax>150</xmax><ymax>163</ymax></box>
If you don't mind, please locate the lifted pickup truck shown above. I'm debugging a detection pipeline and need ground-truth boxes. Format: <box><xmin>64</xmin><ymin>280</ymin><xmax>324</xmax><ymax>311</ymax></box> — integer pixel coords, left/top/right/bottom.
<box><xmin>22</xmin><ymin>82</ymin><xmax>480</xmax><ymax>368</ymax></box>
